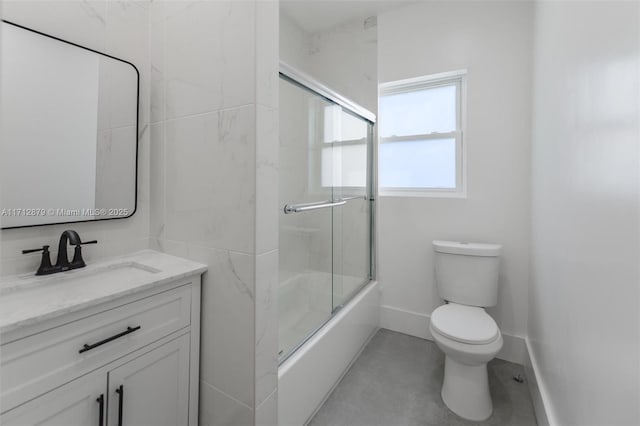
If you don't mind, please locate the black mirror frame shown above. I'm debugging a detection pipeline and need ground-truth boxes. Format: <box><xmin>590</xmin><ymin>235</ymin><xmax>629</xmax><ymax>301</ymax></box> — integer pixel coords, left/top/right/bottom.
<box><xmin>0</xmin><ymin>19</ymin><xmax>140</xmax><ymax>230</ymax></box>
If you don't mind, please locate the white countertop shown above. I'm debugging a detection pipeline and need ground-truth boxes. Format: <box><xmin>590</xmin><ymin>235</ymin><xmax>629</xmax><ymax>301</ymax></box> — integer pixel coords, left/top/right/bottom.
<box><xmin>0</xmin><ymin>250</ymin><xmax>207</xmax><ymax>334</ymax></box>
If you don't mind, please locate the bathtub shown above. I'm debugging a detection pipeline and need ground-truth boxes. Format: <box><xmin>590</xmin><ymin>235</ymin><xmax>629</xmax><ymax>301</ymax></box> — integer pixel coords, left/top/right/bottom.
<box><xmin>278</xmin><ymin>274</ymin><xmax>380</xmax><ymax>425</ymax></box>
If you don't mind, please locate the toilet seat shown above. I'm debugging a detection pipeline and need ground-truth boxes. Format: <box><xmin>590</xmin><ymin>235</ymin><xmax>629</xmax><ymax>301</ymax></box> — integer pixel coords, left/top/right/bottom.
<box><xmin>431</xmin><ymin>304</ymin><xmax>499</xmax><ymax>345</ymax></box>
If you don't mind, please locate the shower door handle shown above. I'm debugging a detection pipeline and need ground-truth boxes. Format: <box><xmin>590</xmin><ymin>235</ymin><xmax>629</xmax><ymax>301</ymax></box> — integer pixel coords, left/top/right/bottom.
<box><xmin>284</xmin><ymin>195</ymin><xmax>367</xmax><ymax>214</ymax></box>
<box><xmin>339</xmin><ymin>195</ymin><xmax>367</xmax><ymax>202</ymax></box>
<box><xmin>284</xmin><ymin>200</ymin><xmax>346</xmax><ymax>214</ymax></box>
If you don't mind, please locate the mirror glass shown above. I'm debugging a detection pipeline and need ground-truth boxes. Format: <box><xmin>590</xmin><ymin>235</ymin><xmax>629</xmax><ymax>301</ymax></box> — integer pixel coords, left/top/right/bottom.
<box><xmin>0</xmin><ymin>20</ymin><xmax>138</xmax><ymax>229</ymax></box>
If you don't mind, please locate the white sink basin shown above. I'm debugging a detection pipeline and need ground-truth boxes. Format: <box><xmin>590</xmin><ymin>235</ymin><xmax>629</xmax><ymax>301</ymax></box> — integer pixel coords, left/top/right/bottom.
<box><xmin>0</xmin><ymin>262</ymin><xmax>161</xmax><ymax>296</ymax></box>
<box><xmin>0</xmin><ymin>250</ymin><xmax>206</xmax><ymax>334</ymax></box>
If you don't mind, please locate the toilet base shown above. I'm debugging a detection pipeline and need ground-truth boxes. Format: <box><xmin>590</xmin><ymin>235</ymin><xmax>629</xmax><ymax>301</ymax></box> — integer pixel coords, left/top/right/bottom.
<box><xmin>441</xmin><ymin>356</ymin><xmax>493</xmax><ymax>421</ymax></box>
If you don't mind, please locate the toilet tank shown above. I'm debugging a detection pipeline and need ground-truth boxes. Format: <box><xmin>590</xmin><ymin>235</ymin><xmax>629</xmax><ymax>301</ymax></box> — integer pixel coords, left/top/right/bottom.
<box><xmin>433</xmin><ymin>241</ymin><xmax>501</xmax><ymax>307</ymax></box>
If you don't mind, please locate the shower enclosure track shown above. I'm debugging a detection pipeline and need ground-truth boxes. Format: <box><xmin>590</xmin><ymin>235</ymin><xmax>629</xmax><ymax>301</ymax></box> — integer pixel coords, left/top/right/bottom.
<box><xmin>279</xmin><ymin>61</ymin><xmax>376</xmax><ymax>124</ymax></box>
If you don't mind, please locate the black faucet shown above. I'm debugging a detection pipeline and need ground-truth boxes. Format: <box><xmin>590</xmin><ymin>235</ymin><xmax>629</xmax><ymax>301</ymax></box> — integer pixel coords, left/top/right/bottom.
<box><xmin>22</xmin><ymin>230</ymin><xmax>98</xmax><ymax>275</ymax></box>
<box><xmin>57</xmin><ymin>230</ymin><xmax>82</xmax><ymax>270</ymax></box>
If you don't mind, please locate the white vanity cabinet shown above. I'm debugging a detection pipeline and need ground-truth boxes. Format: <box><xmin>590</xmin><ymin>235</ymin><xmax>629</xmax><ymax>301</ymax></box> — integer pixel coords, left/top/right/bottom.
<box><xmin>1</xmin><ymin>369</ymin><xmax>108</xmax><ymax>425</ymax></box>
<box><xmin>3</xmin><ymin>332</ymin><xmax>191</xmax><ymax>426</ymax></box>
<box><xmin>0</xmin><ymin>251</ymin><xmax>206</xmax><ymax>426</ymax></box>
<box><xmin>106</xmin><ymin>333</ymin><xmax>190</xmax><ymax>426</ymax></box>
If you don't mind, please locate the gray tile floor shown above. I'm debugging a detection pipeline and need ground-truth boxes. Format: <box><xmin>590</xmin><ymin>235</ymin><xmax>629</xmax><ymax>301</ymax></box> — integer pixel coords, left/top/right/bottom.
<box><xmin>309</xmin><ymin>329</ymin><xmax>537</xmax><ymax>426</ymax></box>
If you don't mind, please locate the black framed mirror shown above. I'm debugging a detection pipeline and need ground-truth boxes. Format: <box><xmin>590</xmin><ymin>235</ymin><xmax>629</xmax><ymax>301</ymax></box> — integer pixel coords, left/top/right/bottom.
<box><xmin>0</xmin><ymin>20</ymin><xmax>139</xmax><ymax>229</ymax></box>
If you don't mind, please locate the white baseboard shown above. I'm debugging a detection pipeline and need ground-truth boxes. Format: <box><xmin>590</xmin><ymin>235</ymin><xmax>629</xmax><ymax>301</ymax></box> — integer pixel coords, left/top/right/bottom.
<box><xmin>380</xmin><ymin>305</ymin><xmax>527</xmax><ymax>365</ymax></box>
<box><xmin>524</xmin><ymin>337</ymin><xmax>557</xmax><ymax>426</ymax></box>
<box><xmin>380</xmin><ymin>304</ymin><xmax>433</xmax><ymax>340</ymax></box>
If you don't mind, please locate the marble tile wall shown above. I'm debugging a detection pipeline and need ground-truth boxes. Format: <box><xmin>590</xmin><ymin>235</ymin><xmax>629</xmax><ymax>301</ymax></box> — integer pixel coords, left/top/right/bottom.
<box><xmin>149</xmin><ymin>1</ymin><xmax>279</xmax><ymax>424</ymax></box>
<box><xmin>255</xmin><ymin>3</ymin><xmax>280</xmax><ymax>422</ymax></box>
<box><xmin>0</xmin><ymin>0</ymin><xmax>151</xmax><ymax>276</ymax></box>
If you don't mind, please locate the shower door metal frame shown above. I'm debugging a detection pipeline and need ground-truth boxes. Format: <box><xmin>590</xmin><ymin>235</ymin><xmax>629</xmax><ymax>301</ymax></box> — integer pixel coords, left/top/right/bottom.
<box><xmin>278</xmin><ymin>62</ymin><xmax>377</xmax><ymax>364</ymax></box>
<box><xmin>279</xmin><ymin>61</ymin><xmax>376</xmax><ymax>124</ymax></box>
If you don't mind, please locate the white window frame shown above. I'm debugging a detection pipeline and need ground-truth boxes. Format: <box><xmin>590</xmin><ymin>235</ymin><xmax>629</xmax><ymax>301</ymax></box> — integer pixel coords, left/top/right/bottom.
<box><xmin>378</xmin><ymin>69</ymin><xmax>467</xmax><ymax>198</ymax></box>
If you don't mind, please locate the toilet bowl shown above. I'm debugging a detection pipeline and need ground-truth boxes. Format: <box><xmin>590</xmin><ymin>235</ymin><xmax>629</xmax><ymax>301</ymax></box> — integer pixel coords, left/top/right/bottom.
<box><xmin>429</xmin><ymin>303</ymin><xmax>503</xmax><ymax>421</ymax></box>
<box><xmin>430</xmin><ymin>240</ymin><xmax>503</xmax><ymax>421</ymax></box>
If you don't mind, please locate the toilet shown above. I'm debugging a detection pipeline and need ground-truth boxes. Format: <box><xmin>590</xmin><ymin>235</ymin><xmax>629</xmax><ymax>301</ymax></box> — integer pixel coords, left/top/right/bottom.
<box><xmin>429</xmin><ymin>240</ymin><xmax>503</xmax><ymax>421</ymax></box>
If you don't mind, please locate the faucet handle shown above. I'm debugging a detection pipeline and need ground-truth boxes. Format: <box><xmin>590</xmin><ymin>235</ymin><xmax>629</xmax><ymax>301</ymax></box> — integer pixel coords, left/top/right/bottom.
<box><xmin>70</xmin><ymin>240</ymin><xmax>97</xmax><ymax>269</ymax></box>
<box><xmin>22</xmin><ymin>245</ymin><xmax>57</xmax><ymax>276</ymax></box>
<box><xmin>22</xmin><ymin>245</ymin><xmax>50</xmax><ymax>254</ymax></box>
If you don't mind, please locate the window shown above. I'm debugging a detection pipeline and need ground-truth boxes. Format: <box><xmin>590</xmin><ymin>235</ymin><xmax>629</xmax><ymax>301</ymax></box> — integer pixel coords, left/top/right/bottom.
<box><xmin>320</xmin><ymin>105</ymin><xmax>368</xmax><ymax>188</ymax></box>
<box><xmin>379</xmin><ymin>70</ymin><xmax>466</xmax><ymax>197</ymax></box>
<box><xmin>308</xmin><ymin>102</ymin><xmax>369</xmax><ymax>191</ymax></box>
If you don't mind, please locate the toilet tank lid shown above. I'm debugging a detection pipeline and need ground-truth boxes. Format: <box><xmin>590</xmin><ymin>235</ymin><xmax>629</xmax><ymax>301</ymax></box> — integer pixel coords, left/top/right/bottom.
<box><xmin>433</xmin><ymin>240</ymin><xmax>501</xmax><ymax>257</ymax></box>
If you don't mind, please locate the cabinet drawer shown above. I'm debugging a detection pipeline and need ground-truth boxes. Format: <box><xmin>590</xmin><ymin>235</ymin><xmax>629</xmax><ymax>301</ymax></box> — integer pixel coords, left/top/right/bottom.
<box><xmin>1</xmin><ymin>285</ymin><xmax>191</xmax><ymax>413</ymax></box>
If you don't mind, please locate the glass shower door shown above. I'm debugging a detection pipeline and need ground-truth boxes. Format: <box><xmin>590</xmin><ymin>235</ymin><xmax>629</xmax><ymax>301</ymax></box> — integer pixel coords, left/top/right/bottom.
<box><xmin>278</xmin><ymin>74</ymin><xmax>373</xmax><ymax>362</ymax></box>
<box><xmin>279</xmin><ymin>77</ymin><xmax>334</xmax><ymax>358</ymax></box>
<box><xmin>331</xmin><ymin>110</ymin><xmax>373</xmax><ymax>309</ymax></box>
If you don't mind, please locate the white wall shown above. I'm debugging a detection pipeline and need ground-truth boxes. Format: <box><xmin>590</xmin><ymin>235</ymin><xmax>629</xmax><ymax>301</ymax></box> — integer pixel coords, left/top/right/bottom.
<box><xmin>528</xmin><ymin>2</ymin><xmax>640</xmax><ymax>425</ymax></box>
<box><xmin>0</xmin><ymin>0</ymin><xmax>150</xmax><ymax>276</ymax></box>
<box><xmin>377</xmin><ymin>1</ymin><xmax>533</xmax><ymax>361</ymax></box>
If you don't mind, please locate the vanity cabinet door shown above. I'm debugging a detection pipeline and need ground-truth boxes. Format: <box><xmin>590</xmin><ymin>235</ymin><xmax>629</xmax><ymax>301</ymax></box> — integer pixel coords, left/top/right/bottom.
<box><xmin>0</xmin><ymin>369</ymin><xmax>106</xmax><ymax>426</ymax></box>
<box><xmin>107</xmin><ymin>334</ymin><xmax>190</xmax><ymax>426</ymax></box>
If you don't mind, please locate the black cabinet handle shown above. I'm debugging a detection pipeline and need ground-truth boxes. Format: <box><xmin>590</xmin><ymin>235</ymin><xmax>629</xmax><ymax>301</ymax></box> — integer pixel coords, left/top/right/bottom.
<box><xmin>79</xmin><ymin>326</ymin><xmax>141</xmax><ymax>354</ymax></box>
<box><xmin>96</xmin><ymin>394</ymin><xmax>104</xmax><ymax>426</ymax></box>
<box><xmin>115</xmin><ymin>385</ymin><xmax>124</xmax><ymax>426</ymax></box>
